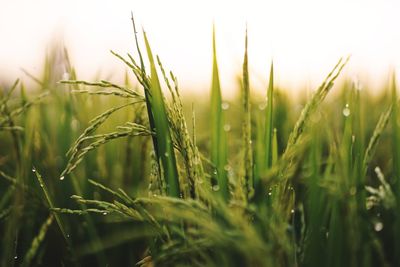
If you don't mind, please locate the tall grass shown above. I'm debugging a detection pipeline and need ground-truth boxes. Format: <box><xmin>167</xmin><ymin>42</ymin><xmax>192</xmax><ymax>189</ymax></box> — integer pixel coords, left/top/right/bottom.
<box><xmin>1</xmin><ymin>21</ymin><xmax>400</xmax><ymax>267</ymax></box>
<box><xmin>210</xmin><ymin>25</ymin><xmax>228</xmax><ymax>201</ymax></box>
<box><xmin>241</xmin><ymin>29</ymin><xmax>253</xmax><ymax>201</ymax></box>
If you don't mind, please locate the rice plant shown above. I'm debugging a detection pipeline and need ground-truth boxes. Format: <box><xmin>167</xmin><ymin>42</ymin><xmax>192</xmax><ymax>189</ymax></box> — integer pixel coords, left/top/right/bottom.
<box><xmin>1</xmin><ymin>17</ymin><xmax>400</xmax><ymax>267</ymax></box>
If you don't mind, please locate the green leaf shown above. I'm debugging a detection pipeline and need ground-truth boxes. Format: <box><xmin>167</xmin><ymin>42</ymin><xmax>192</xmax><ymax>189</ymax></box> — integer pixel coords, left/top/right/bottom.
<box><xmin>143</xmin><ymin>31</ymin><xmax>180</xmax><ymax>198</ymax></box>
<box><xmin>210</xmin><ymin>25</ymin><xmax>228</xmax><ymax>201</ymax></box>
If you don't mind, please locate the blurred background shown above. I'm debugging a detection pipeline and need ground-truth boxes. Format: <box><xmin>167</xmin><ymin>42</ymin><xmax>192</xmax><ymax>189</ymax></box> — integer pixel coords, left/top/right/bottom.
<box><xmin>1</xmin><ymin>0</ymin><xmax>400</xmax><ymax>94</ymax></box>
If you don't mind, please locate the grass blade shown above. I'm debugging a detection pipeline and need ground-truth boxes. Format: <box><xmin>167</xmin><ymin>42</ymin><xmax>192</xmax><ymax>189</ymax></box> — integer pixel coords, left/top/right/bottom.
<box><xmin>33</xmin><ymin>168</ymin><xmax>70</xmax><ymax>244</ymax></box>
<box><xmin>210</xmin><ymin>25</ymin><xmax>228</xmax><ymax>201</ymax></box>
<box><xmin>143</xmin><ymin>31</ymin><xmax>180</xmax><ymax>198</ymax></box>
<box><xmin>21</xmin><ymin>214</ymin><xmax>54</xmax><ymax>267</ymax></box>
<box><xmin>265</xmin><ymin>62</ymin><xmax>274</xmax><ymax>169</ymax></box>
<box><xmin>362</xmin><ymin>105</ymin><xmax>392</xmax><ymax>170</ymax></box>
<box><xmin>241</xmin><ymin>28</ymin><xmax>253</xmax><ymax>200</ymax></box>
<box><xmin>254</xmin><ymin>62</ymin><xmax>274</xmax><ymax>202</ymax></box>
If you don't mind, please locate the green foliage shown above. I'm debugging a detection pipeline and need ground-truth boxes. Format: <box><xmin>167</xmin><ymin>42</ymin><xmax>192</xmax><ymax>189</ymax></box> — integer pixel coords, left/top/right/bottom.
<box><xmin>2</xmin><ymin>22</ymin><xmax>400</xmax><ymax>267</ymax></box>
<box><xmin>142</xmin><ymin>31</ymin><xmax>181</xmax><ymax>198</ymax></box>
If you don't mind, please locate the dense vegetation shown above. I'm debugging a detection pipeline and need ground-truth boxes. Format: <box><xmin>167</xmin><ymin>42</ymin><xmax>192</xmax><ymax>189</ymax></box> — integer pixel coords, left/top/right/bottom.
<box><xmin>1</xmin><ymin>22</ymin><xmax>400</xmax><ymax>266</ymax></box>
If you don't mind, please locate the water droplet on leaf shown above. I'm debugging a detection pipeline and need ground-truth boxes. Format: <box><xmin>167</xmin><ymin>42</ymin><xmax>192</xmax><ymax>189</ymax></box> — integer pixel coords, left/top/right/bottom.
<box><xmin>343</xmin><ymin>104</ymin><xmax>351</xmax><ymax>117</ymax></box>
<box><xmin>212</xmin><ymin>185</ymin><xmax>220</xmax><ymax>191</ymax></box>
<box><xmin>258</xmin><ymin>103</ymin><xmax>267</xmax><ymax>110</ymax></box>
<box><xmin>374</xmin><ymin>222</ymin><xmax>383</xmax><ymax>232</ymax></box>
<box><xmin>221</xmin><ymin>102</ymin><xmax>230</xmax><ymax>110</ymax></box>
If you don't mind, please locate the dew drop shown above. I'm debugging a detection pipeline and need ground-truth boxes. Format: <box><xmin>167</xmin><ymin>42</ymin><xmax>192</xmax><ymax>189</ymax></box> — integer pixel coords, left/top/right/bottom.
<box><xmin>291</xmin><ymin>209</ymin><xmax>295</xmax><ymax>214</ymax></box>
<box><xmin>268</xmin><ymin>192</ymin><xmax>272</xmax><ymax>196</ymax></box>
<box><xmin>374</xmin><ymin>222</ymin><xmax>383</xmax><ymax>232</ymax></box>
<box><xmin>60</xmin><ymin>176</ymin><xmax>65</xmax><ymax>181</ymax></box>
<box><xmin>221</xmin><ymin>102</ymin><xmax>230</xmax><ymax>110</ymax></box>
<box><xmin>224</xmin><ymin>165</ymin><xmax>231</xmax><ymax>171</ymax></box>
<box><xmin>343</xmin><ymin>104</ymin><xmax>351</xmax><ymax>117</ymax></box>
<box><xmin>14</xmin><ymin>256</ymin><xmax>18</xmax><ymax>260</ymax></box>
<box><xmin>103</xmin><ymin>212</ymin><xmax>108</xmax><ymax>216</ymax></box>
<box><xmin>223</xmin><ymin>124</ymin><xmax>231</xmax><ymax>132</ymax></box>
<box><xmin>258</xmin><ymin>103</ymin><xmax>267</xmax><ymax>110</ymax></box>
<box><xmin>32</xmin><ymin>168</ymin><xmax>36</xmax><ymax>173</ymax></box>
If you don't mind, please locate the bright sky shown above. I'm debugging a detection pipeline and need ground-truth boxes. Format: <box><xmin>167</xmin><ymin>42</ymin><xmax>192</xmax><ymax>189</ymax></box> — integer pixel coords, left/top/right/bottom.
<box><xmin>1</xmin><ymin>0</ymin><xmax>399</xmax><ymax>94</ymax></box>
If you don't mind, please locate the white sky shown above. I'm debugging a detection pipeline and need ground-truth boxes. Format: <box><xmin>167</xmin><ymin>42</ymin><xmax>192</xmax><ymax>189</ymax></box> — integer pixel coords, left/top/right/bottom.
<box><xmin>1</xmin><ymin>0</ymin><xmax>400</xmax><ymax>94</ymax></box>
